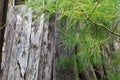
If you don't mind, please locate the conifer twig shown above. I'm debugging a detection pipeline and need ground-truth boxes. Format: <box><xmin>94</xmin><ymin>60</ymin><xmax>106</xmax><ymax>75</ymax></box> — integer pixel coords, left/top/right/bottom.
<box><xmin>112</xmin><ymin>19</ymin><xmax>120</xmax><ymax>32</ymax></box>
<box><xmin>80</xmin><ymin>8</ymin><xmax>120</xmax><ymax>36</ymax></box>
<box><xmin>90</xmin><ymin>0</ymin><xmax>101</xmax><ymax>18</ymax></box>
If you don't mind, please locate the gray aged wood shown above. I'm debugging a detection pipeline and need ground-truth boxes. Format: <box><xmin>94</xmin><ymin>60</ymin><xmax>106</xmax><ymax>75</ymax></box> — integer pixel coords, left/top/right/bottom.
<box><xmin>1</xmin><ymin>6</ymin><xmax>17</xmax><ymax>80</ymax></box>
<box><xmin>1</xmin><ymin>5</ymin><xmax>55</xmax><ymax>80</ymax></box>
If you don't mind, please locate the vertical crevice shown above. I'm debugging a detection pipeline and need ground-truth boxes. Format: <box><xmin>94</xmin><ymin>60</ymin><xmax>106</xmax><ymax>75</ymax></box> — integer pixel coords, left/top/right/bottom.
<box><xmin>0</xmin><ymin>0</ymin><xmax>8</xmax><ymax>71</ymax></box>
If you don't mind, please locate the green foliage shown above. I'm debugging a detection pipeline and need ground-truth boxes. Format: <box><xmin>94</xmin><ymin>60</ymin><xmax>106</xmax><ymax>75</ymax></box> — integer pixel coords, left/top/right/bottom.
<box><xmin>26</xmin><ymin>0</ymin><xmax>120</xmax><ymax>79</ymax></box>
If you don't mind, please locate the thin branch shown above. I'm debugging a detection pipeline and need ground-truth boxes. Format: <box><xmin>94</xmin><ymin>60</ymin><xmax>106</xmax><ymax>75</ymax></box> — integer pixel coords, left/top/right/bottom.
<box><xmin>113</xmin><ymin>19</ymin><xmax>120</xmax><ymax>32</ymax></box>
<box><xmin>0</xmin><ymin>23</ymin><xmax>7</xmax><ymax>31</ymax></box>
<box><xmin>88</xmin><ymin>18</ymin><xmax>120</xmax><ymax>36</ymax></box>
<box><xmin>90</xmin><ymin>0</ymin><xmax>101</xmax><ymax>18</ymax></box>
<box><xmin>80</xmin><ymin>8</ymin><xmax>120</xmax><ymax>36</ymax></box>
<box><xmin>42</xmin><ymin>0</ymin><xmax>120</xmax><ymax>37</ymax></box>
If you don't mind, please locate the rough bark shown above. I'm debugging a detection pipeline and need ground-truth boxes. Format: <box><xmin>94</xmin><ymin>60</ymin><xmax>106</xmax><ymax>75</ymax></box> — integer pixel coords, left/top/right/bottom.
<box><xmin>1</xmin><ymin>4</ymin><xmax>78</xmax><ymax>80</ymax></box>
<box><xmin>1</xmin><ymin>5</ymin><xmax>55</xmax><ymax>80</ymax></box>
<box><xmin>1</xmin><ymin>6</ymin><xmax>20</xmax><ymax>80</ymax></box>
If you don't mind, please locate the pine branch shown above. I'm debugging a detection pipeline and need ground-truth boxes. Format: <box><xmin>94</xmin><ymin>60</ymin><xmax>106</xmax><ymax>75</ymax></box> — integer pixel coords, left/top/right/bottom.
<box><xmin>80</xmin><ymin>8</ymin><xmax>120</xmax><ymax>37</ymax></box>
<box><xmin>112</xmin><ymin>19</ymin><xmax>120</xmax><ymax>32</ymax></box>
<box><xmin>89</xmin><ymin>0</ymin><xmax>101</xmax><ymax>18</ymax></box>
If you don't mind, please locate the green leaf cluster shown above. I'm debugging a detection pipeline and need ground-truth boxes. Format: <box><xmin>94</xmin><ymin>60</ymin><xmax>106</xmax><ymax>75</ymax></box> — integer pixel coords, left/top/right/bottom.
<box><xmin>26</xmin><ymin>0</ymin><xmax>120</xmax><ymax>78</ymax></box>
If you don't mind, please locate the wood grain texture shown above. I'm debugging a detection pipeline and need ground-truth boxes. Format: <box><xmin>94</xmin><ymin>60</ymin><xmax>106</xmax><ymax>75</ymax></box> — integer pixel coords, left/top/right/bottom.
<box><xmin>2</xmin><ymin>5</ymin><xmax>55</xmax><ymax>80</ymax></box>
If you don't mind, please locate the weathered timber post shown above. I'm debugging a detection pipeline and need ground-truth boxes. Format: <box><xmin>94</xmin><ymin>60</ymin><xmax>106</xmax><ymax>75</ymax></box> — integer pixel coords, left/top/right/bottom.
<box><xmin>1</xmin><ymin>5</ymin><xmax>55</xmax><ymax>80</ymax></box>
<box><xmin>1</xmin><ymin>5</ymin><xmax>78</xmax><ymax>80</ymax></box>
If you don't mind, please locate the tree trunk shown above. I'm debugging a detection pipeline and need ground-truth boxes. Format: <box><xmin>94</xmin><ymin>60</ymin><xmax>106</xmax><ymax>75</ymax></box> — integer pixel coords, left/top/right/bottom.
<box><xmin>1</xmin><ymin>5</ymin><xmax>77</xmax><ymax>80</ymax></box>
<box><xmin>1</xmin><ymin>5</ymin><xmax>55</xmax><ymax>80</ymax></box>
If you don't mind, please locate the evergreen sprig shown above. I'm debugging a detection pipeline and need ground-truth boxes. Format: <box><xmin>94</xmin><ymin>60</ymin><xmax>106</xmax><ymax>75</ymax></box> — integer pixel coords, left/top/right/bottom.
<box><xmin>26</xmin><ymin>0</ymin><xmax>120</xmax><ymax>79</ymax></box>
